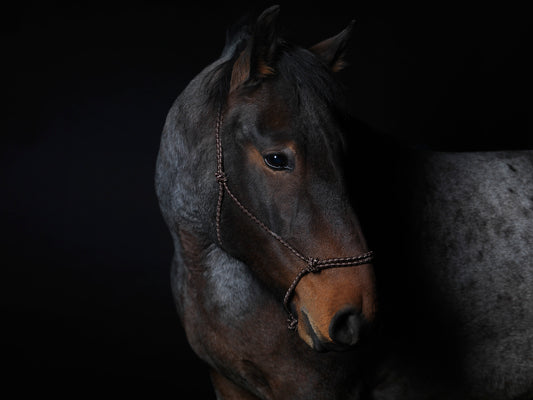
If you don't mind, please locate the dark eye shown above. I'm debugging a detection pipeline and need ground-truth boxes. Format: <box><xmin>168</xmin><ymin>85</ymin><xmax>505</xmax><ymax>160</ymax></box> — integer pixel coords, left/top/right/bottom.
<box><xmin>264</xmin><ymin>153</ymin><xmax>291</xmax><ymax>170</ymax></box>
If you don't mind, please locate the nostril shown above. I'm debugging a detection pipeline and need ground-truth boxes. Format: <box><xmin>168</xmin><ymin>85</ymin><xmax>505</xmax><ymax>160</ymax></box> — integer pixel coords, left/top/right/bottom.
<box><xmin>329</xmin><ymin>307</ymin><xmax>361</xmax><ymax>347</ymax></box>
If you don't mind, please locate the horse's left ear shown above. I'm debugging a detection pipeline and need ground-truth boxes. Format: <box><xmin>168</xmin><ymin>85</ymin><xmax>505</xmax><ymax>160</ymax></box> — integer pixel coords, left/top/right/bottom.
<box><xmin>310</xmin><ymin>20</ymin><xmax>355</xmax><ymax>72</ymax></box>
<box><xmin>230</xmin><ymin>5</ymin><xmax>280</xmax><ymax>92</ymax></box>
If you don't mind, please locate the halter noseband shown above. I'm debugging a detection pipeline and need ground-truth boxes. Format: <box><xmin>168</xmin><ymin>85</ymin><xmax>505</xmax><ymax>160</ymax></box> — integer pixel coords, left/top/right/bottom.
<box><xmin>214</xmin><ymin>109</ymin><xmax>374</xmax><ymax>330</ymax></box>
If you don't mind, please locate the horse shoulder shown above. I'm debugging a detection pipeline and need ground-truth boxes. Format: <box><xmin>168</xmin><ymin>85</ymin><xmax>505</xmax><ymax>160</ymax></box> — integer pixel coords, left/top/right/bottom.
<box><xmin>170</xmin><ymin>226</ymin><xmax>266</xmax><ymax>349</ymax></box>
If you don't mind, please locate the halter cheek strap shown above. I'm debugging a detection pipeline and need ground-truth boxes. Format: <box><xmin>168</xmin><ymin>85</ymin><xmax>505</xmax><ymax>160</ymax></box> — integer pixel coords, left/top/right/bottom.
<box><xmin>214</xmin><ymin>109</ymin><xmax>374</xmax><ymax>330</ymax></box>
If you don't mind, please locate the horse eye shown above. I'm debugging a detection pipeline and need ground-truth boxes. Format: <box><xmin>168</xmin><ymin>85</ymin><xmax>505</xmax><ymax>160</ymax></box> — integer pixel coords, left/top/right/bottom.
<box><xmin>264</xmin><ymin>153</ymin><xmax>291</xmax><ymax>170</ymax></box>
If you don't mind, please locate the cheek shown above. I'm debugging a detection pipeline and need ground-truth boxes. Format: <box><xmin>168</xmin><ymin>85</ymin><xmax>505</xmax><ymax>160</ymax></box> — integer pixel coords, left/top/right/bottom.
<box><xmin>242</xmin><ymin>143</ymin><xmax>306</xmax><ymax>231</ymax></box>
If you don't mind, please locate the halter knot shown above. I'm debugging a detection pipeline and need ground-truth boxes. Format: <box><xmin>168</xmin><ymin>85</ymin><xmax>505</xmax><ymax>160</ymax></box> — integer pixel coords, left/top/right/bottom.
<box><xmin>307</xmin><ymin>257</ymin><xmax>320</xmax><ymax>273</ymax></box>
<box><xmin>287</xmin><ymin>315</ymin><xmax>298</xmax><ymax>331</ymax></box>
<box><xmin>215</xmin><ymin>171</ymin><xmax>228</xmax><ymax>183</ymax></box>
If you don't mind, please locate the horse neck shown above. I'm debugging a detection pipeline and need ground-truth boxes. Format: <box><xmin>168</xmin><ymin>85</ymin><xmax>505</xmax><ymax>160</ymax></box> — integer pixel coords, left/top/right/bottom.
<box><xmin>172</xmin><ymin>226</ymin><xmax>269</xmax><ymax>325</ymax></box>
<box><xmin>156</xmin><ymin>63</ymin><xmax>228</xmax><ymax>238</ymax></box>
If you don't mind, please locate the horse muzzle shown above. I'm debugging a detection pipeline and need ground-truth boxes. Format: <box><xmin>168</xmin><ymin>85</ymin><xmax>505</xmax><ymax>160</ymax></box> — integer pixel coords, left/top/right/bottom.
<box><xmin>290</xmin><ymin>263</ymin><xmax>376</xmax><ymax>352</ymax></box>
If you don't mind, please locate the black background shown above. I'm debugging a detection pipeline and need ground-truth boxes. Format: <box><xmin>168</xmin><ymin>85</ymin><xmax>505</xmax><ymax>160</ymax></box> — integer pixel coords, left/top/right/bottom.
<box><xmin>3</xmin><ymin>1</ymin><xmax>531</xmax><ymax>398</ymax></box>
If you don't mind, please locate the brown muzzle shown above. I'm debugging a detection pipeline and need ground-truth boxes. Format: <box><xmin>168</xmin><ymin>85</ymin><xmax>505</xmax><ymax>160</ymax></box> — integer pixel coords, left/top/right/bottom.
<box><xmin>289</xmin><ymin>262</ymin><xmax>376</xmax><ymax>351</ymax></box>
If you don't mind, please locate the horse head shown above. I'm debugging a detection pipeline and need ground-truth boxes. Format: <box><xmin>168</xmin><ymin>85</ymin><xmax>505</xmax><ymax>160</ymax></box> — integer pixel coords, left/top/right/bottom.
<box><xmin>214</xmin><ymin>6</ymin><xmax>376</xmax><ymax>351</ymax></box>
<box><xmin>157</xmin><ymin>5</ymin><xmax>376</xmax><ymax>353</ymax></box>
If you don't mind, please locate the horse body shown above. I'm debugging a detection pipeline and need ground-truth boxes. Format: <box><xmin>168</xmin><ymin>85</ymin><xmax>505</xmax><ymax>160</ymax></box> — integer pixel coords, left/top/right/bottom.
<box><xmin>410</xmin><ymin>151</ymin><xmax>533</xmax><ymax>399</ymax></box>
<box><xmin>155</xmin><ymin>6</ymin><xmax>533</xmax><ymax>399</ymax></box>
<box><xmin>364</xmin><ymin>150</ymin><xmax>533</xmax><ymax>400</ymax></box>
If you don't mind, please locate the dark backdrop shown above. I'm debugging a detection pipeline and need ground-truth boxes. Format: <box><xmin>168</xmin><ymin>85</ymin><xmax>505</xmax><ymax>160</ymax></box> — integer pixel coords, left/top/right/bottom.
<box><xmin>3</xmin><ymin>1</ymin><xmax>531</xmax><ymax>398</ymax></box>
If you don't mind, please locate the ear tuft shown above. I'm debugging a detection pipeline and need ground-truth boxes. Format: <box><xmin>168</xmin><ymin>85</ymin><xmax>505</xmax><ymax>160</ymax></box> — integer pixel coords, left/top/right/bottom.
<box><xmin>310</xmin><ymin>20</ymin><xmax>355</xmax><ymax>72</ymax></box>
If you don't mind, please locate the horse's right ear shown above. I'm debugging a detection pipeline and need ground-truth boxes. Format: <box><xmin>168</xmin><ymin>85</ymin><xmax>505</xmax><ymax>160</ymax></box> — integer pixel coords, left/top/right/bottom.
<box><xmin>310</xmin><ymin>20</ymin><xmax>355</xmax><ymax>72</ymax></box>
<box><xmin>230</xmin><ymin>5</ymin><xmax>281</xmax><ymax>92</ymax></box>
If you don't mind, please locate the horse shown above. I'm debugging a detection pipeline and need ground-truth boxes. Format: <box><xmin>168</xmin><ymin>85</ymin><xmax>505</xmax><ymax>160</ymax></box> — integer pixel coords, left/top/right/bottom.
<box><xmin>156</xmin><ymin>6</ymin><xmax>379</xmax><ymax>399</ymax></box>
<box><xmin>155</xmin><ymin>6</ymin><xmax>533</xmax><ymax>400</ymax></box>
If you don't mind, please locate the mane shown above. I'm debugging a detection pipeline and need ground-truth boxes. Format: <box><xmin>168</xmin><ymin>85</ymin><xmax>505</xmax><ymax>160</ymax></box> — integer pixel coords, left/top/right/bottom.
<box><xmin>275</xmin><ymin>46</ymin><xmax>351</xmax><ymax>118</ymax></box>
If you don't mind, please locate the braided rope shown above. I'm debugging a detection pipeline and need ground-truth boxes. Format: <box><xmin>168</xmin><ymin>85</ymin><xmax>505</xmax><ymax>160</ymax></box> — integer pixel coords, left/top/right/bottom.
<box><xmin>214</xmin><ymin>108</ymin><xmax>374</xmax><ymax>330</ymax></box>
<box><xmin>215</xmin><ymin>110</ymin><xmax>227</xmax><ymax>246</ymax></box>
